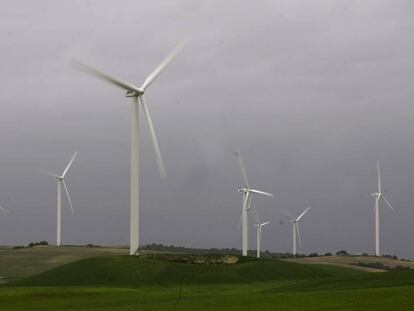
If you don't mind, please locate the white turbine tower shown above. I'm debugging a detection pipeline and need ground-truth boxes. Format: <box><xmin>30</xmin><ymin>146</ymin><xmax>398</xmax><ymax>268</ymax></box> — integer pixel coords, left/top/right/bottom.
<box><xmin>371</xmin><ymin>160</ymin><xmax>394</xmax><ymax>257</ymax></box>
<box><xmin>234</xmin><ymin>148</ymin><xmax>273</xmax><ymax>256</ymax></box>
<box><xmin>254</xmin><ymin>221</ymin><xmax>270</xmax><ymax>258</ymax></box>
<box><xmin>71</xmin><ymin>44</ymin><xmax>184</xmax><ymax>255</ymax></box>
<box><xmin>43</xmin><ymin>152</ymin><xmax>77</xmax><ymax>246</ymax></box>
<box><xmin>251</xmin><ymin>207</ymin><xmax>270</xmax><ymax>258</ymax></box>
<box><xmin>286</xmin><ymin>207</ymin><xmax>310</xmax><ymax>256</ymax></box>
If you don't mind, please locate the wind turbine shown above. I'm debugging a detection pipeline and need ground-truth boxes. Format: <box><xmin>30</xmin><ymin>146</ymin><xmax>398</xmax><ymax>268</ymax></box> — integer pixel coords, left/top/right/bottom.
<box><xmin>250</xmin><ymin>206</ymin><xmax>270</xmax><ymax>258</ymax></box>
<box><xmin>371</xmin><ymin>160</ymin><xmax>394</xmax><ymax>256</ymax></box>
<box><xmin>71</xmin><ymin>43</ymin><xmax>184</xmax><ymax>255</ymax></box>
<box><xmin>234</xmin><ymin>148</ymin><xmax>273</xmax><ymax>256</ymax></box>
<box><xmin>42</xmin><ymin>152</ymin><xmax>77</xmax><ymax>246</ymax></box>
<box><xmin>254</xmin><ymin>221</ymin><xmax>270</xmax><ymax>258</ymax></box>
<box><xmin>285</xmin><ymin>207</ymin><xmax>310</xmax><ymax>256</ymax></box>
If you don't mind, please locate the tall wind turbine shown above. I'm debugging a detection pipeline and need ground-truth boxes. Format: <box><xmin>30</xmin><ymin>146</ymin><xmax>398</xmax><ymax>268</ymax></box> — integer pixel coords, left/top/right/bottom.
<box><xmin>71</xmin><ymin>44</ymin><xmax>184</xmax><ymax>255</ymax></box>
<box><xmin>234</xmin><ymin>148</ymin><xmax>274</xmax><ymax>256</ymax></box>
<box><xmin>371</xmin><ymin>161</ymin><xmax>394</xmax><ymax>256</ymax></box>
<box><xmin>43</xmin><ymin>152</ymin><xmax>77</xmax><ymax>246</ymax></box>
<box><xmin>254</xmin><ymin>221</ymin><xmax>270</xmax><ymax>258</ymax></box>
<box><xmin>286</xmin><ymin>207</ymin><xmax>310</xmax><ymax>256</ymax></box>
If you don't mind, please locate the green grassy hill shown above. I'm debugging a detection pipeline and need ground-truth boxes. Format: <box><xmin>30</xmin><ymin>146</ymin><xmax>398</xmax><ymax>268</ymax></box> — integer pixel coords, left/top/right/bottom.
<box><xmin>2</xmin><ymin>253</ymin><xmax>414</xmax><ymax>310</ymax></box>
<box><xmin>9</xmin><ymin>255</ymin><xmax>365</xmax><ymax>287</ymax></box>
<box><xmin>0</xmin><ymin>245</ymin><xmax>128</xmax><ymax>282</ymax></box>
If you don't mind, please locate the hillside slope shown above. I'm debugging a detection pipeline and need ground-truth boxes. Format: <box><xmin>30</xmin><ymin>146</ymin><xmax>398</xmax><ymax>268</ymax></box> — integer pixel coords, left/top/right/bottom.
<box><xmin>10</xmin><ymin>255</ymin><xmax>366</xmax><ymax>288</ymax></box>
<box><xmin>0</xmin><ymin>246</ymin><xmax>128</xmax><ymax>281</ymax></box>
<box><xmin>284</xmin><ymin>255</ymin><xmax>414</xmax><ymax>271</ymax></box>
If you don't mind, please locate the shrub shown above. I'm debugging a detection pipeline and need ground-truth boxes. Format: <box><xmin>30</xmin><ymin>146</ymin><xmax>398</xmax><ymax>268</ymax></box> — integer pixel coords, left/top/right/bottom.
<box><xmin>324</xmin><ymin>252</ymin><xmax>332</xmax><ymax>256</ymax></box>
<box><xmin>336</xmin><ymin>250</ymin><xmax>348</xmax><ymax>256</ymax></box>
<box><xmin>28</xmin><ymin>241</ymin><xmax>49</xmax><ymax>248</ymax></box>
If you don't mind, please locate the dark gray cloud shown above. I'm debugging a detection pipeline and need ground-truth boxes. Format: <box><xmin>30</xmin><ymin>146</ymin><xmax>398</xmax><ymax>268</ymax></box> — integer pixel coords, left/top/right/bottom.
<box><xmin>1</xmin><ymin>0</ymin><xmax>414</xmax><ymax>258</ymax></box>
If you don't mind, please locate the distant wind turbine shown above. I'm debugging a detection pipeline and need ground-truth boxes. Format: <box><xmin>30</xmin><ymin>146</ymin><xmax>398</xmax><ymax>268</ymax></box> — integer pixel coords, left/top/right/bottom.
<box><xmin>42</xmin><ymin>152</ymin><xmax>77</xmax><ymax>246</ymax></box>
<box><xmin>234</xmin><ymin>148</ymin><xmax>273</xmax><ymax>256</ymax></box>
<box><xmin>71</xmin><ymin>43</ymin><xmax>184</xmax><ymax>255</ymax></box>
<box><xmin>254</xmin><ymin>221</ymin><xmax>270</xmax><ymax>258</ymax></box>
<box><xmin>371</xmin><ymin>161</ymin><xmax>394</xmax><ymax>257</ymax></box>
<box><xmin>285</xmin><ymin>207</ymin><xmax>310</xmax><ymax>255</ymax></box>
<box><xmin>0</xmin><ymin>206</ymin><xmax>9</xmax><ymax>214</ymax></box>
<box><xmin>250</xmin><ymin>206</ymin><xmax>270</xmax><ymax>258</ymax></box>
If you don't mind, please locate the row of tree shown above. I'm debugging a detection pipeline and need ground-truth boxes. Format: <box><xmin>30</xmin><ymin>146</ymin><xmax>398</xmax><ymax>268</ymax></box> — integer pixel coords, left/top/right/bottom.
<box><xmin>140</xmin><ymin>243</ymin><xmax>403</xmax><ymax>259</ymax></box>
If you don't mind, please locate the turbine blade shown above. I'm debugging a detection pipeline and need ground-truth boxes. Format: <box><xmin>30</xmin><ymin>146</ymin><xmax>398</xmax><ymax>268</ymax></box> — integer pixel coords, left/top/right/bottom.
<box><xmin>251</xmin><ymin>205</ymin><xmax>260</xmax><ymax>224</ymax></box>
<box><xmin>381</xmin><ymin>196</ymin><xmax>394</xmax><ymax>211</ymax></box>
<box><xmin>62</xmin><ymin>151</ymin><xmax>78</xmax><ymax>178</ymax></box>
<box><xmin>261</xmin><ymin>221</ymin><xmax>271</xmax><ymax>227</ymax></box>
<box><xmin>243</xmin><ymin>191</ymin><xmax>250</xmax><ymax>213</ymax></box>
<box><xmin>249</xmin><ymin>189</ymin><xmax>274</xmax><ymax>198</ymax></box>
<box><xmin>39</xmin><ymin>171</ymin><xmax>60</xmax><ymax>179</ymax></box>
<box><xmin>239</xmin><ymin>192</ymin><xmax>249</xmax><ymax>229</ymax></box>
<box><xmin>0</xmin><ymin>206</ymin><xmax>9</xmax><ymax>214</ymax></box>
<box><xmin>62</xmin><ymin>180</ymin><xmax>74</xmax><ymax>214</ymax></box>
<box><xmin>139</xmin><ymin>96</ymin><xmax>166</xmax><ymax>179</ymax></box>
<box><xmin>296</xmin><ymin>223</ymin><xmax>302</xmax><ymax>248</ymax></box>
<box><xmin>71</xmin><ymin>59</ymin><xmax>142</xmax><ymax>93</ymax></box>
<box><xmin>296</xmin><ymin>206</ymin><xmax>311</xmax><ymax>222</ymax></box>
<box><xmin>238</xmin><ymin>213</ymin><xmax>243</xmax><ymax>230</ymax></box>
<box><xmin>377</xmin><ymin>160</ymin><xmax>381</xmax><ymax>193</ymax></box>
<box><xmin>141</xmin><ymin>42</ymin><xmax>185</xmax><ymax>90</ymax></box>
<box><xmin>234</xmin><ymin>148</ymin><xmax>250</xmax><ymax>188</ymax></box>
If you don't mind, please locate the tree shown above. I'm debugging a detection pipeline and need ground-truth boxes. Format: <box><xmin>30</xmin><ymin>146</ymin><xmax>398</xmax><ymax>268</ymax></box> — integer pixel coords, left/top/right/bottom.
<box><xmin>336</xmin><ymin>250</ymin><xmax>348</xmax><ymax>256</ymax></box>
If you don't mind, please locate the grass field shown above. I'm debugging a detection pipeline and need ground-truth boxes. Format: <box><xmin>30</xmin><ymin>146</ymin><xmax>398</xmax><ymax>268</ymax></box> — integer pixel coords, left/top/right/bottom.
<box><xmin>0</xmin><ymin>245</ymin><xmax>128</xmax><ymax>282</ymax></box>
<box><xmin>1</xmin><ymin>248</ymin><xmax>413</xmax><ymax>310</ymax></box>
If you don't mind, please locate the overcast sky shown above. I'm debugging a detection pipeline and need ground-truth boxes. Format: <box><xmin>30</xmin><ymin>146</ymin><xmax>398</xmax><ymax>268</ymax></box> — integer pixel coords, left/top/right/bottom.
<box><xmin>1</xmin><ymin>0</ymin><xmax>414</xmax><ymax>258</ymax></box>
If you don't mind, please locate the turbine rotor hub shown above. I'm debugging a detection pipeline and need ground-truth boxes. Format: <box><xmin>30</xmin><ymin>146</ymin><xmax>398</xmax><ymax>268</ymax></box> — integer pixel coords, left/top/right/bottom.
<box><xmin>125</xmin><ymin>89</ymin><xmax>144</xmax><ymax>97</ymax></box>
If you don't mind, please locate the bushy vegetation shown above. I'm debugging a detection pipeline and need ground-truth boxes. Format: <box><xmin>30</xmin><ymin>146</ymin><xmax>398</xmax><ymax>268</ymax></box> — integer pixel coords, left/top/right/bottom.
<box><xmin>141</xmin><ymin>243</ymin><xmax>323</xmax><ymax>258</ymax></box>
<box><xmin>336</xmin><ymin>250</ymin><xmax>348</xmax><ymax>256</ymax></box>
<box><xmin>28</xmin><ymin>241</ymin><xmax>48</xmax><ymax>248</ymax></box>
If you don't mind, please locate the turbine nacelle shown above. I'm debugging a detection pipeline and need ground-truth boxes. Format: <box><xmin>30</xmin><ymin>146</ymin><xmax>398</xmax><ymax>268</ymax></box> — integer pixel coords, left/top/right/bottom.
<box><xmin>125</xmin><ymin>89</ymin><xmax>144</xmax><ymax>97</ymax></box>
<box><xmin>371</xmin><ymin>192</ymin><xmax>381</xmax><ymax>198</ymax></box>
<box><xmin>254</xmin><ymin>221</ymin><xmax>271</xmax><ymax>228</ymax></box>
<box><xmin>238</xmin><ymin>187</ymin><xmax>248</xmax><ymax>193</ymax></box>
